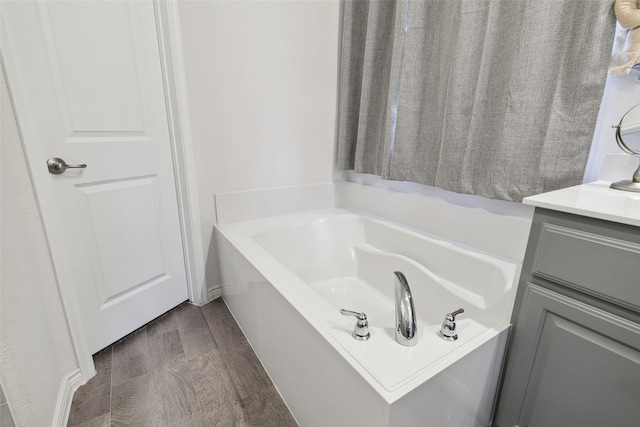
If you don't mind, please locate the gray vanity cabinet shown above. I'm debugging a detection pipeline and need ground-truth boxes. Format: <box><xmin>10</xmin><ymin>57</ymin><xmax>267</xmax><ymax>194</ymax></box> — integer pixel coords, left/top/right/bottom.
<box><xmin>493</xmin><ymin>208</ymin><xmax>640</xmax><ymax>427</ymax></box>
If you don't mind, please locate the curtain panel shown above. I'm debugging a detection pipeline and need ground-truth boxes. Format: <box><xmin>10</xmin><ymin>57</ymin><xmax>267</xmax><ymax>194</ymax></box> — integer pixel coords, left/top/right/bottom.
<box><xmin>337</xmin><ymin>0</ymin><xmax>616</xmax><ymax>202</ymax></box>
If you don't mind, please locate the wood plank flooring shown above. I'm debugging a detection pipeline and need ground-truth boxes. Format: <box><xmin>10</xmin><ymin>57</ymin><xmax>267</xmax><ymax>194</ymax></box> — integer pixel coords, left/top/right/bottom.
<box><xmin>67</xmin><ymin>299</ymin><xmax>298</xmax><ymax>427</ymax></box>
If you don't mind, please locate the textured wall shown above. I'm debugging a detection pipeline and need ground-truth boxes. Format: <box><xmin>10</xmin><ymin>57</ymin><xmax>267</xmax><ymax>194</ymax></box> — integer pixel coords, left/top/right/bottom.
<box><xmin>178</xmin><ymin>0</ymin><xmax>340</xmax><ymax>293</ymax></box>
<box><xmin>1</xmin><ymin>67</ymin><xmax>78</xmax><ymax>426</ymax></box>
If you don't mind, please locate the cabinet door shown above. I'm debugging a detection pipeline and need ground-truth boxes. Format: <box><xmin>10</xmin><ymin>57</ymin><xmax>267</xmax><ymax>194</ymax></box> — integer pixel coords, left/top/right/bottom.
<box><xmin>495</xmin><ymin>283</ymin><xmax>640</xmax><ymax>427</ymax></box>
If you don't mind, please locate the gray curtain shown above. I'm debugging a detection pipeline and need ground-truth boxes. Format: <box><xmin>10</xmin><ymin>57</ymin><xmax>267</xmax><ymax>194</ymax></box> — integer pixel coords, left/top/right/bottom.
<box><xmin>337</xmin><ymin>0</ymin><xmax>616</xmax><ymax>202</ymax></box>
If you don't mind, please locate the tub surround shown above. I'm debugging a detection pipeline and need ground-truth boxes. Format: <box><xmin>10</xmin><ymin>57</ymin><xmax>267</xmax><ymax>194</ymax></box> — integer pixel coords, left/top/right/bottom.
<box><xmin>216</xmin><ymin>212</ymin><xmax>511</xmax><ymax>426</ymax></box>
<box><xmin>215</xmin><ymin>180</ymin><xmax>533</xmax><ymax>262</ymax></box>
<box><xmin>219</xmin><ymin>210</ymin><xmax>516</xmax><ymax>399</ymax></box>
<box><xmin>214</xmin><ymin>181</ymin><xmax>532</xmax><ymax>426</ymax></box>
<box><xmin>214</xmin><ymin>183</ymin><xmax>343</xmax><ymax>225</ymax></box>
<box><xmin>342</xmin><ymin>182</ymin><xmax>533</xmax><ymax>264</ymax></box>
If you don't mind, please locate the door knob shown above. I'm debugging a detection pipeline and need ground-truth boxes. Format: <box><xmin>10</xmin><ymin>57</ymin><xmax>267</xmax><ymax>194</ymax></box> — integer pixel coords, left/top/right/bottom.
<box><xmin>47</xmin><ymin>157</ymin><xmax>87</xmax><ymax>174</ymax></box>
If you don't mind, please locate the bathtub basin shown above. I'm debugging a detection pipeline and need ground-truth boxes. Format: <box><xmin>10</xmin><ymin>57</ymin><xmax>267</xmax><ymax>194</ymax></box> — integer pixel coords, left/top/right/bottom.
<box><xmin>215</xmin><ymin>208</ymin><xmax>518</xmax><ymax>426</ymax></box>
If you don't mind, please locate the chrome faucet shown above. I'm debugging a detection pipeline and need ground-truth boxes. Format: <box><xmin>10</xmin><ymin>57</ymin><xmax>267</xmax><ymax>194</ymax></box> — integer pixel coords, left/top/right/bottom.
<box><xmin>438</xmin><ymin>308</ymin><xmax>464</xmax><ymax>341</ymax></box>
<box><xmin>393</xmin><ymin>271</ymin><xmax>417</xmax><ymax>346</ymax></box>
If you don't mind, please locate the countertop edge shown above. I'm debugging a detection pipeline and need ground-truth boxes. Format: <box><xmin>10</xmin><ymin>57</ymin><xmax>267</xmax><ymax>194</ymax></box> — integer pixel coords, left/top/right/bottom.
<box><xmin>523</xmin><ymin>182</ymin><xmax>640</xmax><ymax>228</ymax></box>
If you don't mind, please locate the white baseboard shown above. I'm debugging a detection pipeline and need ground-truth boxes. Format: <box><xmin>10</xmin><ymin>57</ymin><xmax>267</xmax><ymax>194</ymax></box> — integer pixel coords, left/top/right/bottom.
<box><xmin>52</xmin><ymin>369</ymin><xmax>85</xmax><ymax>427</ymax></box>
<box><xmin>207</xmin><ymin>286</ymin><xmax>222</xmax><ymax>303</ymax></box>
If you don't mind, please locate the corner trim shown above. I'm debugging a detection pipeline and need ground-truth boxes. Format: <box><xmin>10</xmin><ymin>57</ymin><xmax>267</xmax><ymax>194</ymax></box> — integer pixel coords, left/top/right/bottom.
<box><xmin>51</xmin><ymin>369</ymin><xmax>84</xmax><ymax>427</ymax></box>
<box><xmin>154</xmin><ymin>0</ymin><xmax>208</xmax><ymax>305</ymax></box>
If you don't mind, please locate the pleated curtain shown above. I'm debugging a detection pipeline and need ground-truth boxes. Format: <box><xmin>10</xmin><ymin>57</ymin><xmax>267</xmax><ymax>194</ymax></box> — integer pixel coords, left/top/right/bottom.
<box><xmin>337</xmin><ymin>0</ymin><xmax>617</xmax><ymax>202</ymax></box>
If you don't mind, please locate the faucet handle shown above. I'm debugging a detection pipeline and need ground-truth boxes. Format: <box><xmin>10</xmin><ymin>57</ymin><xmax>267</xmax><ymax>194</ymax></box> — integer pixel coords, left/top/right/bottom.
<box><xmin>340</xmin><ymin>309</ymin><xmax>367</xmax><ymax>321</ymax></box>
<box><xmin>340</xmin><ymin>309</ymin><xmax>370</xmax><ymax>341</ymax></box>
<box><xmin>439</xmin><ymin>308</ymin><xmax>464</xmax><ymax>341</ymax></box>
<box><xmin>446</xmin><ymin>308</ymin><xmax>465</xmax><ymax>321</ymax></box>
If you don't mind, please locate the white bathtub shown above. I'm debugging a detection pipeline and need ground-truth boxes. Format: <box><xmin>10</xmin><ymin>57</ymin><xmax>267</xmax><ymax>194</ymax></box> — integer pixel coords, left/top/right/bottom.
<box><xmin>215</xmin><ymin>208</ymin><xmax>518</xmax><ymax>426</ymax></box>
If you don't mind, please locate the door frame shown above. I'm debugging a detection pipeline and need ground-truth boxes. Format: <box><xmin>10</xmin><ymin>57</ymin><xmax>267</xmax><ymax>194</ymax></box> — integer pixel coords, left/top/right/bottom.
<box><xmin>0</xmin><ymin>0</ymin><xmax>206</xmax><ymax>380</ymax></box>
<box><xmin>154</xmin><ymin>0</ymin><xmax>207</xmax><ymax>306</ymax></box>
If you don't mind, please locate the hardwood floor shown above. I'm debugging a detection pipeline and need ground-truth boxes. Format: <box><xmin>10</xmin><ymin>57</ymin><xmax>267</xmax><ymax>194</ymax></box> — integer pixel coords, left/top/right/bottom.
<box><xmin>67</xmin><ymin>299</ymin><xmax>298</xmax><ymax>427</ymax></box>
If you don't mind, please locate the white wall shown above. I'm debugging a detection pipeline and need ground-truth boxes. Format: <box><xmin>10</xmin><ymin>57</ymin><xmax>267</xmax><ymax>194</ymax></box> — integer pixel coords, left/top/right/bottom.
<box><xmin>585</xmin><ymin>72</ymin><xmax>640</xmax><ymax>182</ymax></box>
<box><xmin>177</xmin><ymin>0</ymin><xmax>637</xmax><ymax>295</ymax></box>
<box><xmin>178</xmin><ymin>0</ymin><xmax>340</xmax><ymax>293</ymax></box>
<box><xmin>1</xmin><ymin>68</ymin><xmax>78</xmax><ymax>426</ymax></box>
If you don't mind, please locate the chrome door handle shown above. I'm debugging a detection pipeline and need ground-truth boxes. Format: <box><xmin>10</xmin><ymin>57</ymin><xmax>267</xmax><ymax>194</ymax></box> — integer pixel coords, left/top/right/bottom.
<box><xmin>47</xmin><ymin>157</ymin><xmax>87</xmax><ymax>174</ymax></box>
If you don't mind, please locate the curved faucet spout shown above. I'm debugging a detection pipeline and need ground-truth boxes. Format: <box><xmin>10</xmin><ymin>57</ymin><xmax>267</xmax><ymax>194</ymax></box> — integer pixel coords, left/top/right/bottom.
<box><xmin>393</xmin><ymin>271</ymin><xmax>417</xmax><ymax>346</ymax></box>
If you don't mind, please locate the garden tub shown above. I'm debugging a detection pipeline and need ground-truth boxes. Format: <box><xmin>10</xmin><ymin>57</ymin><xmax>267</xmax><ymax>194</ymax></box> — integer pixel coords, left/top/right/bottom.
<box><xmin>215</xmin><ymin>209</ymin><xmax>518</xmax><ymax>426</ymax></box>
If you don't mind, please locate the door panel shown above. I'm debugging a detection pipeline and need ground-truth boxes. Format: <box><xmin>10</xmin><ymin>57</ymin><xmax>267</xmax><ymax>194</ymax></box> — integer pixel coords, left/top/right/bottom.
<box><xmin>47</xmin><ymin>1</ymin><xmax>145</xmax><ymax>132</ymax></box>
<box><xmin>522</xmin><ymin>312</ymin><xmax>640</xmax><ymax>427</ymax></box>
<box><xmin>1</xmin><ymin>0</ymin><xmax>188</xmax><ymax>353</ymax></box>
<box><xmin>495</xmin><ymin>283</ymin><xmax>640</xmax><ymax>427</ymax></box>
<box><xmin>77</xmin><ymin>176</ymin><xmax>166</xmax><ymax>300</ymax></box>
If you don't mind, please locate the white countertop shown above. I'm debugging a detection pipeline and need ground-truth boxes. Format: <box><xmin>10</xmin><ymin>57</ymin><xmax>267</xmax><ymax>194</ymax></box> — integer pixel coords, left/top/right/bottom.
<box><xmin>523</xmin><ymin>181</ymin><xmax>640</xmax><ymax>227</ymax></box>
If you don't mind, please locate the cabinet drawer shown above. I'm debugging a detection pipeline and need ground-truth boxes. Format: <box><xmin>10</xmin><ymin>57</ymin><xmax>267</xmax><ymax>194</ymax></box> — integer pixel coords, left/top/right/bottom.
<box><xmin>531</xmin><ymin>222</ymin><xmax>640</xmax><ymax>311</ymax></box>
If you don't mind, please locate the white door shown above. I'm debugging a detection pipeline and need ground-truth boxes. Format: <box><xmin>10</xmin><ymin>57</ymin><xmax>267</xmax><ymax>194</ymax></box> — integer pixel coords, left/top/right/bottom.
<box><xmin>1</xmin><ymin>0</ymin><xmax>189</xmax><ymax>353</ymax></box>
